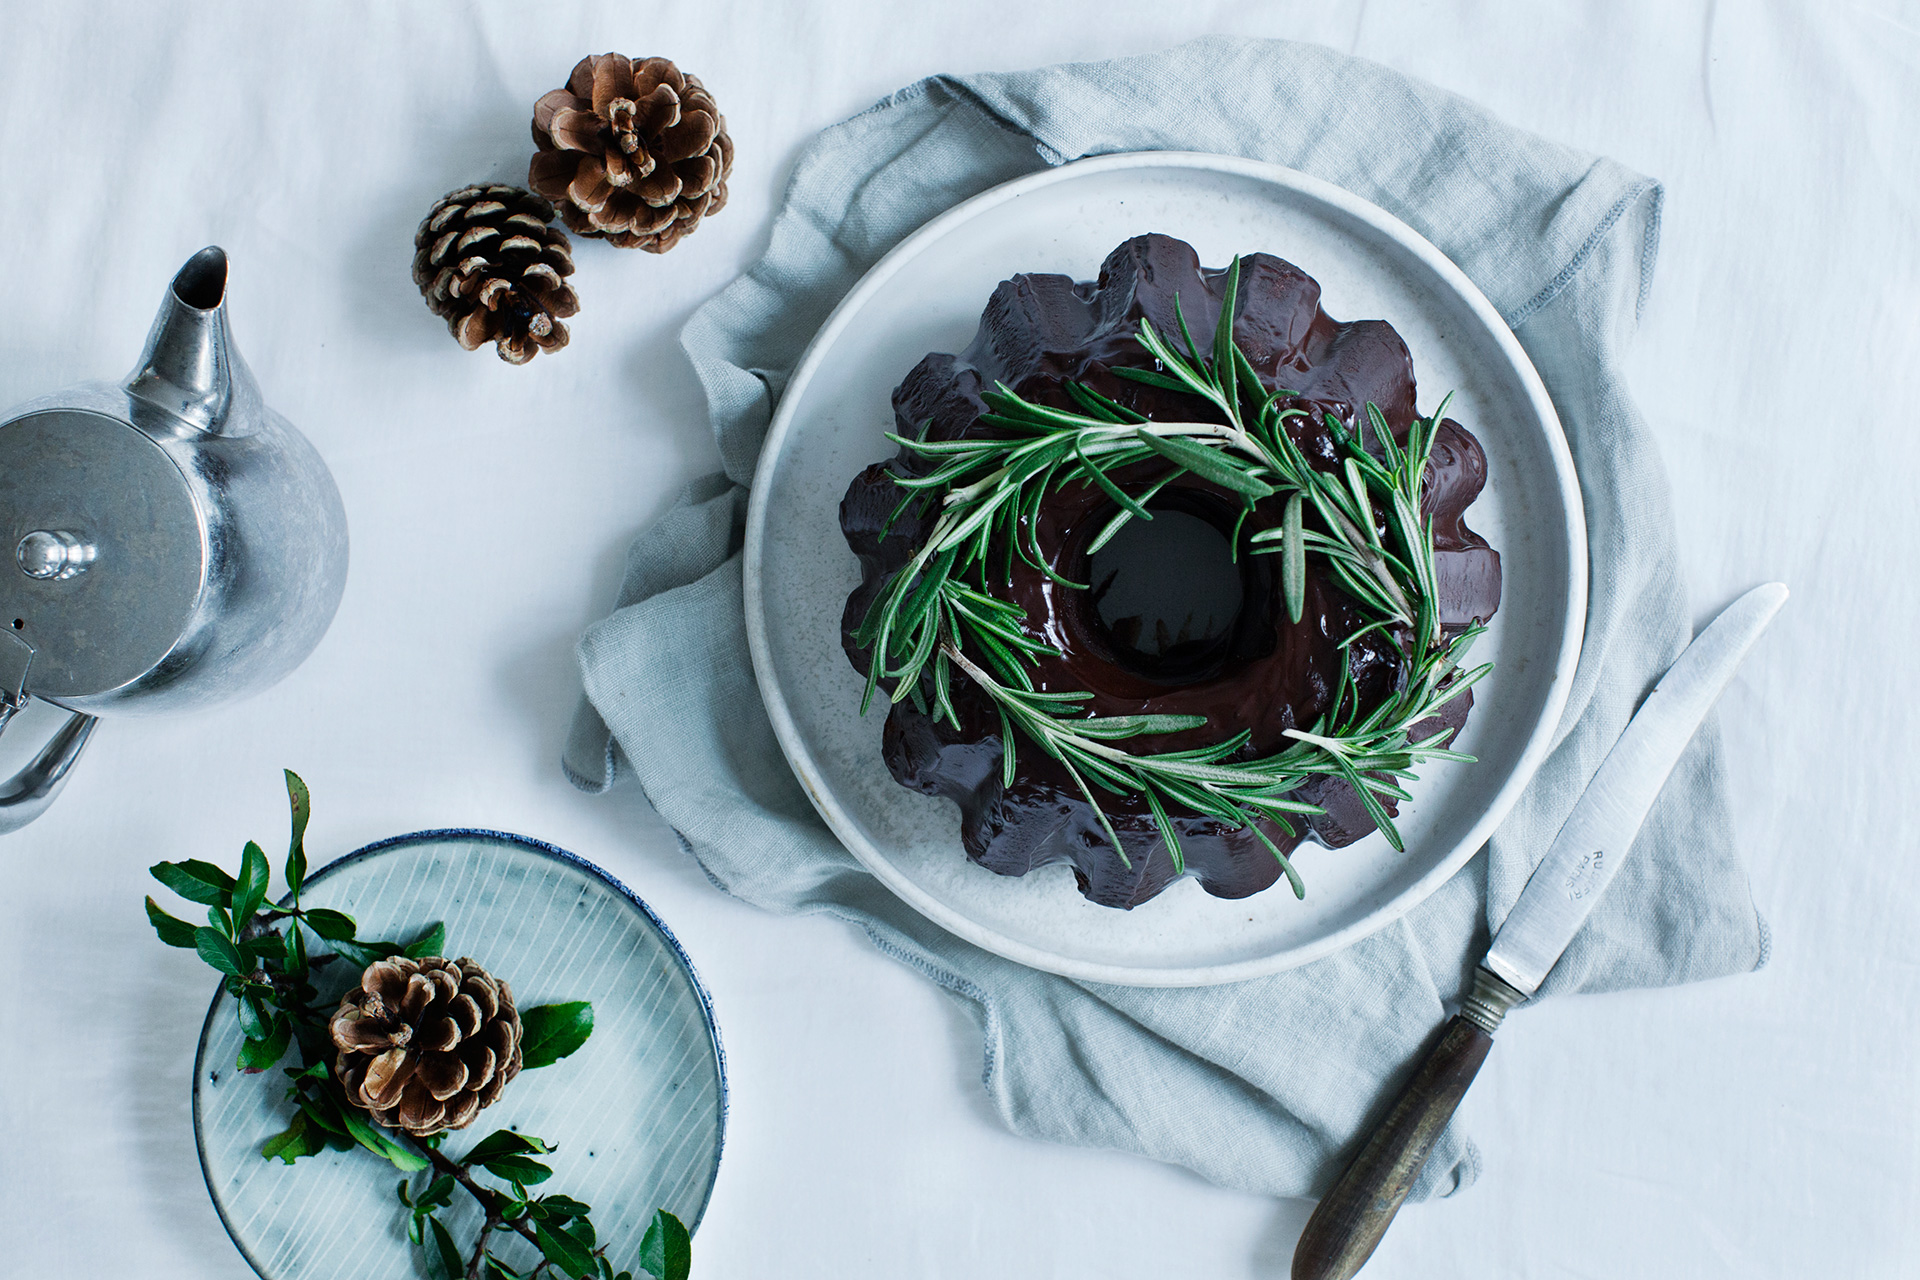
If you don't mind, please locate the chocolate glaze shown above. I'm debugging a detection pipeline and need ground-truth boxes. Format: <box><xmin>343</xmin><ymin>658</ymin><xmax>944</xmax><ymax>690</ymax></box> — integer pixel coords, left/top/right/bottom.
<box><xmin>839</xmin><ymin>234</ymin><xmax>1500</xmax><ymax>908</ymax></box>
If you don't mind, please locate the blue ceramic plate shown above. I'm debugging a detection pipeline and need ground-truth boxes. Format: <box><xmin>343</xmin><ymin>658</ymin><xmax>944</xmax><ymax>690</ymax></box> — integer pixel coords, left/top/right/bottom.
<box><xmin>193</xmin><ymin>830</ymin><xmax>726</xmax><ymax>1280</ymax></box>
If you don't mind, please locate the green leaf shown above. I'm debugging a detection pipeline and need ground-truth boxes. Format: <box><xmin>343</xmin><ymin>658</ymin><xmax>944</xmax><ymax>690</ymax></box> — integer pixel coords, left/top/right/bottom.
<box><xmin>418</xmin><ymin>1173</ymin><xmax>456</xmax><ymax>1212</ymax></box>
<box><xmin>236</xmin><ymin>994</ymin><xmax>269</xmax><ymax>1039</ymax></box>
<box><xmin>1063</xmin><ymin>378</ymin><xmax>1145</xmax><ymax>423</ymax></box>
<box><xmin>637</xmin><ymin>1209</ymin><xmax>692</xmax><ymax>1280</ymax></box>
<box><xmin>463</xmin><ymin>1129</ymin><xmax>551</xmax><ymax>1165</ymax></box>
<box><xmin>403</xmin><ymin>921</ymin><xmax>447</xmax><ymax>959</ymax></box>
<box><xmin>145</xmin><ymin>896</ymin><xmax>200</xmax><ymax>948</ymax></box>
<box><xmin>1132</xmin><ymin>429</ymin><xmax>1273</xmax><ymax>498</ymax></box>
<box><xmin>260</xmin><ymin>1111</ymin><xmax>320</xmax><ymax>1164</ymax></box>
<box><xmin>1282</xmin><ymin>491</ymin><xmax>1306</xmax><ymax>625</ymax></box>
<box><xmin>1213</xmin><ymin>257</ymin><xmax>1243</xmax><ymax>409</ymax></box>
<box><xmin>237</xmin><ymin>1015</ymin><xmax>292</xmax><ymax>1073</ymax></box>
<box><xmin>295</xmin><ymin>1096</ymin><xmax>349</xmax><ymax>1140</ymax></box>
<box><xmin>1072</xmin><ymin>434</ymin><xmax>1152</xmax><ymax>520</ymax></box>
<box><xmin>302</xmin><ymin>908</ymin><xmax>357</xmax><ymax>942</ymax></box>
<box><xmin>284</xmin><ymin>770</ymin><xmax>310</xmax><ymax>898</ymax></box>
<box><xmin>480</xmin><ymin>1154</ymin><xmax>552</xmax><ymax>1185</ymax></box>
<box><xmin>1170</xmin><ymin>290</ymin><xmax>1204</xmax><ymax>366</ymax></box>
<box><xmin>1142</xmin><ymin>783</ymin><xmax>1185</xmax><ymax>875</ymax></box>
<box><xmin>150</xmin><ymin>859</ymin><xmax>236</xmax><ymax>907</ymax></box>
<box><xmin>328</xmin><ymin>937</ymin><xmax>400</xmax><ymax>968</ymax></box>
<box><xmin>1247</xmin><ymin>821</ymin><xmax>1307</xmax><ymax>899</ymax></box>
<box><xmin>518</xmin><ymin>1002</ymin><xmax>594</xmax><ymax>1071</ymax></box>
<box><xmin>340</xmin><ymin>1108</ymin><xmax>430</xmax><ymax>1171</ymax></box>
<box><xmin>534</xmin><ymin>1221</ymin><xmax>597</xmax><ymax>1279</ymax></box>
<box><xmin>427</xmin><ymin>1216</ymin><xmax>463</xmax><ymax>1280</ymax></box>
<box><xmin>194</xmin><ymin>926</ymin><xmax>247</xmax><ymax>977</ymax></box>
<box><xmin>1065</xmin><ymin>714</ymin><xmax>1206</xmax><ymax>740</ymax></box>
<box><xmin>541</xmin><ymin>1194</ymin><xmax>592</xmax><ymax>1218</ymax></box>
<box><xmin>283</xmin><ymin>918</ymin><xmax>309</xmax><ymax>979</ymax></box>
<box><xmin>232</xmin><ymin>841</ymin><xmax>271</xmax><ymax>930</ymax></box>
<box><xmin>1367</xmin><ymin>401</ymin><xmax>1404</xmax><ymax>471</ymax></box>
<box><xmin>1109</xmin><ymin>365</ymin><xmax>1196</xmax><ymax>393</ymax></box>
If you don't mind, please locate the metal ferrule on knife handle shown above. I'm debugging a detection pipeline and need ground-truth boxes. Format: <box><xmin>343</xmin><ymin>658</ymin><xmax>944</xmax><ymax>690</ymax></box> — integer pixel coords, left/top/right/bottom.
<box><xmin>1460</xmin><ymin>966</ymin><xmax>1528</xmax><ymax>1034</ymax></box>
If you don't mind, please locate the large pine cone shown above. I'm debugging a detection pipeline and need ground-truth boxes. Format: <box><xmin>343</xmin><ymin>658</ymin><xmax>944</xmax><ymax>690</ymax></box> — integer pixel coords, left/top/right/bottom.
<box><xmin>330</xmin><ymin>956</ymin><xmax>523</xmax><ymax>1137</ymax></box>
<box><xmin>413</xmin><ymin>184</ymin><xmax>579</xmax><ymax>365</ymax></box>
<box><xmin>529</xmin><ymin>54</ymin><xmax>733</xmax><ymax>252</ymax></box>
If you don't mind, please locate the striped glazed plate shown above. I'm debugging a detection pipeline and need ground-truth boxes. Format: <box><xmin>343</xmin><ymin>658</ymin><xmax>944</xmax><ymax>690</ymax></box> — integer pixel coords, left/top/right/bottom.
<box><xmin>192</xmin><ymin>830</ymin><xmax>726</xmax><ymax>1280</ymax></box>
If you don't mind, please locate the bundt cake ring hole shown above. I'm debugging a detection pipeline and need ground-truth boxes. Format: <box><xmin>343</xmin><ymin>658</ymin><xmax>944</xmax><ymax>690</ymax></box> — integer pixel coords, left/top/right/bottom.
<box><xmin>1082</xmin><ymin>492</ymin><xmax>1257</xmax><ymax>683</ymax></box>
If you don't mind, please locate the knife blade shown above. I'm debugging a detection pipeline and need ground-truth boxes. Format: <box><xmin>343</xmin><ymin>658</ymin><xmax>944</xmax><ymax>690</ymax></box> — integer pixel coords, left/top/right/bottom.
<box><xmin>1484</xmin><ymin>580</ymin><xmax>1789</xmax><ymax>996</ymax></box>
<box><xmin>1291</xmin><ymin>581</ymin><xmax>1788</xmax><ymax>1280</ymax></box>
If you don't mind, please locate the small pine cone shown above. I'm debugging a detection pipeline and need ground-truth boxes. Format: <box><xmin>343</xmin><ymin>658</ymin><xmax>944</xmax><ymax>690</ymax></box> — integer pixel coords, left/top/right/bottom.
<box><xmin>330</xmin><ymin>956</ymin><xmax>523</xmax><ymax>1137</ymax></box>
<box><xmin>529</xmin><ymin>54</ymin><xmax>733</xmax><ymax>253</ymax></box>
<box><xmin>413</xmin><ymin>184</ymin><xmax>579</xmax><ymax>365</ymax></box>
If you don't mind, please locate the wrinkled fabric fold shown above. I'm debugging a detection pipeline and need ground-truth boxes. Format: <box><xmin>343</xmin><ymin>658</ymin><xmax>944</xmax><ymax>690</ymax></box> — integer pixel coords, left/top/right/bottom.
<box><xmin>566</xmin><ymin>36</ymin><xmax>1763</xmax><ymax>1202</ymax></box>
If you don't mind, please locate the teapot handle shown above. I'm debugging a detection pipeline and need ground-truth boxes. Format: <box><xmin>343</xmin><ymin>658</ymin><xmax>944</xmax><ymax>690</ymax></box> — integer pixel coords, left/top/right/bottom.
<box><xmin>0</xmin><ymin>702</ymin><xmax>99</xmax><ymax>834</ymax></box>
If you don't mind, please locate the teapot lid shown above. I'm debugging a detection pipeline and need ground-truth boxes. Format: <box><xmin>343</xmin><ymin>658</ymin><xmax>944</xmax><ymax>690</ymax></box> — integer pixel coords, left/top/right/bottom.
<box><xmin>0</xmin><ymin>408</ymin><xmax>206</xmax><ymax>701</ymax></box>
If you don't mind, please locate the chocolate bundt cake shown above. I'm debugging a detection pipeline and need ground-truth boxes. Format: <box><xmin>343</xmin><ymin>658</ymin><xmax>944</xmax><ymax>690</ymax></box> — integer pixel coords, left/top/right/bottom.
<box><xmin>839</xmin><ymin>234</ymin><xmax>1500</xmax><ymax>909</ymax></box>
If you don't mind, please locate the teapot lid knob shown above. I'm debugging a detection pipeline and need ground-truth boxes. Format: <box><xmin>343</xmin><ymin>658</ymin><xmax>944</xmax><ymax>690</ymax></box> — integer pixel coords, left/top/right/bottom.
<box><xmin>0</xmin><ymin>410</ymin><xmax>205</xmax><ymax>702</ymax></box>
<box><xmin>16</xmin><ymin>531</ymin><xmax>96</xmax><ymax>581</ymax></box>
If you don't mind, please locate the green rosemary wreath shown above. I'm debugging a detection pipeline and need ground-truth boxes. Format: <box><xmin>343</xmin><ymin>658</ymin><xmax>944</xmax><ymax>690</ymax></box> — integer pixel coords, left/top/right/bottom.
<box><xmin>853</xmin><ymin>259</ymin><xmax>1489</xmax><ymax>897</ymax></box>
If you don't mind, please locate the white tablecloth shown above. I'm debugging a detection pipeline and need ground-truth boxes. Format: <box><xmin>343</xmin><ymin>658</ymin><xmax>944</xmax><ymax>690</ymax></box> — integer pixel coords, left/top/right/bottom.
<box><xmin>2</xmin><ymin>3</ymin><xmax>1913</xmax><ymax>1276</ymax></box>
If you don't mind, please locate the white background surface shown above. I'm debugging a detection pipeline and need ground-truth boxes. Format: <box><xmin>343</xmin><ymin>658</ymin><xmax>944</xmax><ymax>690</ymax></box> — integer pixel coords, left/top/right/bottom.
<box><xmin>0</xmin><ymin>3</ymin><xmax>1913</xmax><ymax>1277</ymax></box>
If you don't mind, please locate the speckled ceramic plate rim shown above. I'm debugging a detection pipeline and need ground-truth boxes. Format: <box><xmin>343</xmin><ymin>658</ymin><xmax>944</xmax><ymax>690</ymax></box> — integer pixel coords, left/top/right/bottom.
<box><xmin>190</xmin><ymin>828</ymin><xmax>728</xmax><ymax>1279</ymax></box>
<box><xmin>743</xmin><ymin>151</ymin><xmax>1588</xmax><ymax>987</ymax></box>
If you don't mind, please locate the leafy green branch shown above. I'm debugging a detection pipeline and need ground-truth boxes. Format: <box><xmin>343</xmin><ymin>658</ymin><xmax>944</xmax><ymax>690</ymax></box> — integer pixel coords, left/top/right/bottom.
<box><xmin>397</xmin><ymin>1130</ymin><xmax>689</xmax><ymax>1280</ymax></box>
<box><xmin>144</xmin><ymin>771</ymin><xmax>689</xmax><ymax>1280</ymax></box>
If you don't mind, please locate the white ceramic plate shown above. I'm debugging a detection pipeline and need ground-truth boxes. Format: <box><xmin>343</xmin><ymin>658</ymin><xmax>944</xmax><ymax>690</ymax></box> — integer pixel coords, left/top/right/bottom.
<box><xmin>744</xmin><ymin>152</ymin><xmax>1586</xmax><ymax>987</ymax></box>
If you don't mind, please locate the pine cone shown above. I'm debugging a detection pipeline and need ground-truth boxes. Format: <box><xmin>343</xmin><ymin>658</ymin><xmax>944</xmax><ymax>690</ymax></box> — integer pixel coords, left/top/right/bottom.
<box><xmin>413</xmin><ymin>184</ymin><xmax>579</xmax><ymax>365</ymax></box>
<box><xmin>330</xmin><ymin>956</ymin><xmax>523</xmax><ymax>1137</ymax></box>
<box><xmin>529</xmin><ymin>54</ymin><xmax>733</xmax><ymax>252</ymax></box>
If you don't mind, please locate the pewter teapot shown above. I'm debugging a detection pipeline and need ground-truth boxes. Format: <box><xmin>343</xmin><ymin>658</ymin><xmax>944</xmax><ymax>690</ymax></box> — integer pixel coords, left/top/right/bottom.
<box><xmin>0</xmin><ymin>247</ymin><xmax>348</xmax><ymax>830</ymax></box>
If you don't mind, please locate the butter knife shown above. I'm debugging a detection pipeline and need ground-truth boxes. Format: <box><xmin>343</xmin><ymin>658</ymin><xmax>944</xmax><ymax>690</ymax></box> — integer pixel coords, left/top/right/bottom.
<box><xmin>1291</xmin><ymin>581</ymin><xmax>1789</xmax><ymax>1280</ymax></box>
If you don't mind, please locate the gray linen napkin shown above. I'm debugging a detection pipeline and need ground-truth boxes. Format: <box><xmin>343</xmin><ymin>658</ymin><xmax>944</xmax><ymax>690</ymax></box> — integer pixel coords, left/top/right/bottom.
<box><xmin>564</xmin><ymin>37</ymin><xmax>1766</xmax><ymax>1202</ymax></box>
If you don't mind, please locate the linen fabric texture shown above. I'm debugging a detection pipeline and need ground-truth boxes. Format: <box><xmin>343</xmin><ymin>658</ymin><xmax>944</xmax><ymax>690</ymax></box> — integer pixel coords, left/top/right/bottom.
<box><xmin>564</xmin><ymin>37</ymin><xmax>1765</xmax><ymax>1202</ymax></box>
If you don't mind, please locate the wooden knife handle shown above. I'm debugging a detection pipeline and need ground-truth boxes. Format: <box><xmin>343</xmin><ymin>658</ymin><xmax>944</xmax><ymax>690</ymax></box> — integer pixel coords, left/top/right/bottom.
<box><xmin>1291</xmin><ymin>969</ymin><xmax>1525</xmax><ymax>1280</ymax></box>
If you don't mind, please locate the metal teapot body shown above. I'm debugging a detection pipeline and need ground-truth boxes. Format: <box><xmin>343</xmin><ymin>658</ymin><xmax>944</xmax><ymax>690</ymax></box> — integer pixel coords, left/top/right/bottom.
<box><xmin>0</xmin><ymin>248</ymin><xmax>348</xmax><ymax>829</ymax></box>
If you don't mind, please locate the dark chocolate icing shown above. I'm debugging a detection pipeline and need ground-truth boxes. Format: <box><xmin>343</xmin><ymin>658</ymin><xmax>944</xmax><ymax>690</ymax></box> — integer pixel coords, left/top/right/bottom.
<box><xmin>839</xmin><ymin>234</ymin><xmax>1500</xmax><ymax>908</ymax></box>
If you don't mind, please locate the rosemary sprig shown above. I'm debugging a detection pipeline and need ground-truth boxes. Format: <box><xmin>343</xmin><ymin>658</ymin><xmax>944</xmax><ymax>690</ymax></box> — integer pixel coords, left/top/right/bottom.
<box><xmin>855</xmin><ymin>259</ymin><xmax>1491</xmax><ymax>892</ymax></box>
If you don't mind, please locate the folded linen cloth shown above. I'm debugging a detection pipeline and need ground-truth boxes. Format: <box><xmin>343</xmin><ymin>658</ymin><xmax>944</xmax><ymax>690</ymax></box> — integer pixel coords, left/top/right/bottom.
<box><xmin>565</xmin><ymin>36</ymin><xmax>1766</xmax><ymax>1202</ymax></box>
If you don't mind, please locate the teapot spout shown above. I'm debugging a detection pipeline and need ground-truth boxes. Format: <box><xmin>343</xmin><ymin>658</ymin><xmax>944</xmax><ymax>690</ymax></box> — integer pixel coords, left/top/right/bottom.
<box><xmin>123</xmin><ymin>247</ymin><xmax>264</xmax><ymax>436</ymax></box>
